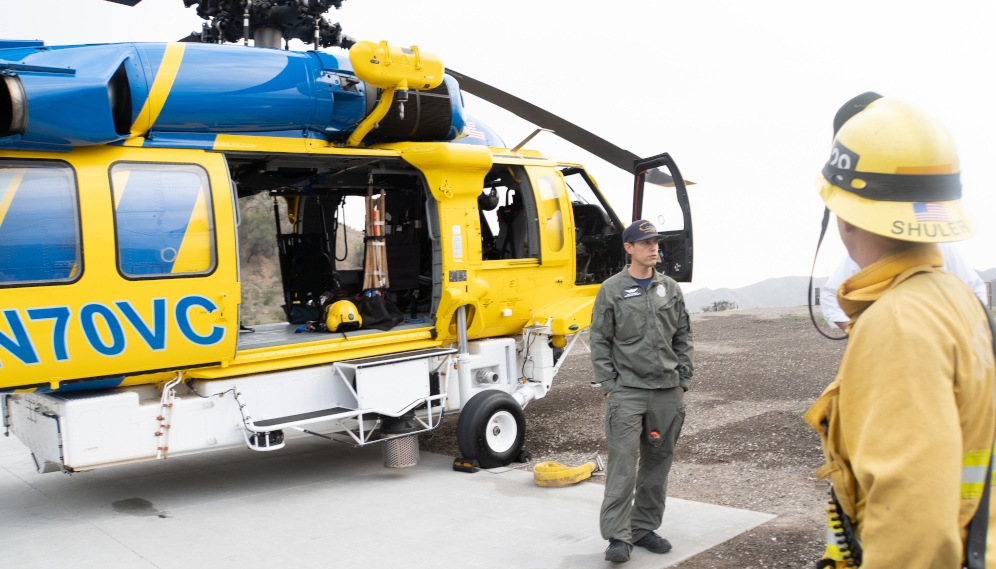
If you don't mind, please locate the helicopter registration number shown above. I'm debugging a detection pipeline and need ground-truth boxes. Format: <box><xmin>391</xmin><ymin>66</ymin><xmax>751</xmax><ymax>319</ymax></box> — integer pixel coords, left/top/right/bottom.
<box><xmin>0</xmin><ymin>295</ymin><xmax>225</xmax><ymax>367</ymax></box>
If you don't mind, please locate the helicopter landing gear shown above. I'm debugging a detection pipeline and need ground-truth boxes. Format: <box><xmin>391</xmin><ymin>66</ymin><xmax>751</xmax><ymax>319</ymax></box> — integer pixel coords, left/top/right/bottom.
<box><xmin>456</xmin><ymin>390</ymin><xmax>526</xmax><ymax>469</ymax></box>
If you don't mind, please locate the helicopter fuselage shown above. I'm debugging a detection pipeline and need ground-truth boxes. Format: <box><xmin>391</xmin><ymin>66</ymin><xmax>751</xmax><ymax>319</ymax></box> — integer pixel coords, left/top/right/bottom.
<box><xmin>0</xmin><ymin>40</ymin><xmax>687</xmax><ymax>473</ymax></box>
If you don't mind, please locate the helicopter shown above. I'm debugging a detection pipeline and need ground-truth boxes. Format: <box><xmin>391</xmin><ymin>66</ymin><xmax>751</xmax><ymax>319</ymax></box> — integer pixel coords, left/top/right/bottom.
<box><xmin>0</xmin><ymin>0</ymin><xmax>693</xmax><ymax>474</ymax></box>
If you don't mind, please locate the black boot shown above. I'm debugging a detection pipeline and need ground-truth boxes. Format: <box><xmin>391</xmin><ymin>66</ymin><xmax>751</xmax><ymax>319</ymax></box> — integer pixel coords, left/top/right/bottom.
<box><xmin>634</xmin><ymin>531</ymin><xmax>672</xmax><ymax>554</ymax></box>
<box><xmin>604</xmin><ymin>539</ymin><xmax>631</xmax><ymax>563</ymax></box>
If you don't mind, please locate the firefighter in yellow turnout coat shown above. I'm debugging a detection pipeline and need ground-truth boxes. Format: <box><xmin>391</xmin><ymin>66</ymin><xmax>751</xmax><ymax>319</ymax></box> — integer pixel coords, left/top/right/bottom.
<box><xmin>805</xmin><ymin>94</ymin><xmax>996</xmax><ymax>568</ymax></box>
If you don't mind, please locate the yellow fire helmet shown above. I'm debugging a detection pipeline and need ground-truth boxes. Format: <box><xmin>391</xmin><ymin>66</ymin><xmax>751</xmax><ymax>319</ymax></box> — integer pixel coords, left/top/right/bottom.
<box><xmin>325</xmin><ymin>300</ymin><xmax>362</xmax><ymax>333</ymax></box>
<box><xmin>818</xmin><ymin>96</ymin><xmax>973</xmax><ymax>243</ymax></box>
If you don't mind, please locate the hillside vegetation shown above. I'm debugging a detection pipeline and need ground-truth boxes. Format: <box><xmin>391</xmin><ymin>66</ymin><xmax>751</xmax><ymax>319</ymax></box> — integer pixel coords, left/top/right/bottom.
<box><xmin>237</xmin><ymin>193</ymin><xmax>364</xmax><ymax>326</ymax></box>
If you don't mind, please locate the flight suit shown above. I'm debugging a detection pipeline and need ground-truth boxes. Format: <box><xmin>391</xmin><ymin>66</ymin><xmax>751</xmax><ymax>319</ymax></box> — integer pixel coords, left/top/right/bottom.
<box><xmin>804</xmin><ymin>245</ymin><xmax>996</xmax><ymax>568</ymax></box>
<box><xmin>590</xmin><ymin>267</ymin><xmax>693</xmax><ymax>544</ymax></box>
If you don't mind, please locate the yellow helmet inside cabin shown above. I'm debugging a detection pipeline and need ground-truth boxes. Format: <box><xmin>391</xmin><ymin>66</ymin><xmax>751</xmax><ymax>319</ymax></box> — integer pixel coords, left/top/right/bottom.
<box><xmin>325</xmin><ymin>300</ymin><xmax>362</xmax><ymax>332</ymax></box>
<box><xmin>818</xmin><ymin>95</ymin><xmax>973</xmax><ymax>243</ymax></box>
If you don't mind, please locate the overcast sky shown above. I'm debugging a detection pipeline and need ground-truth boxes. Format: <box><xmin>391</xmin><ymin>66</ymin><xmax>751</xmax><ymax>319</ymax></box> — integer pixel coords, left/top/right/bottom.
<box><xmin>3</xmin><ymin>0</ymin><xmax>994</xmax><ymax>292</ymax></box>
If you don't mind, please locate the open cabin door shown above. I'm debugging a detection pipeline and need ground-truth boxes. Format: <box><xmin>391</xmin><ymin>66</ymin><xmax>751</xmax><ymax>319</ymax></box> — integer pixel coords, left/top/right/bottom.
<box><xmin>632</xmin><ymin>153</ymin><xmax>693</xmax><ymax>282</ymax></box>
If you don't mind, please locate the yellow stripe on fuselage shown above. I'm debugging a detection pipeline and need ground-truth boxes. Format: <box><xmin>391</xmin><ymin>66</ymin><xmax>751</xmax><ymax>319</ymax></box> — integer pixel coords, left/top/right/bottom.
<box><xmin>111</xmin><ymin>169</ymin><xmax>131</xmax><ymax>210</ymax></box>
<box><xmin>172</xmin><ymin>185</ymin><xmax>212</xmax><ymax>273</ymax></box>
<box><xmin>127</xmin><ymin>43</ymin><xmax>186</xmax><ymax>143</ymax></box>
<box><xmin>0</xmin><ymin>169</ymin><xmax>26</xmax><ymax>227</ymax></box>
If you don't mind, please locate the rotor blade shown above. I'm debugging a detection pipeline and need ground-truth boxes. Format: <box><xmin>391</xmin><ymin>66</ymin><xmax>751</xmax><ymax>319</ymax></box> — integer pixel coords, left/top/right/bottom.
<box><xmin>645</xmin><ymin>169</ymin><xmax>673</xmax><ymax>186</ymax></box>
<box><xmin>104</xmin><ymin>0</ymin><xmax>143</xmax><ymax>5</ymax></box>
<box><xmin>448</xmin><ymin>68</ymin><xmax>685</xmax><ymax>186</ymax></box>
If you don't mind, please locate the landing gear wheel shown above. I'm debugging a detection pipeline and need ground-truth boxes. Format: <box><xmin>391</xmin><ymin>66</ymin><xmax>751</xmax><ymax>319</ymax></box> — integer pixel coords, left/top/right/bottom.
<box><xmin>456</xmin><ymin>390</ymin><xmax>526</xmax><ymax>469</ymax></box>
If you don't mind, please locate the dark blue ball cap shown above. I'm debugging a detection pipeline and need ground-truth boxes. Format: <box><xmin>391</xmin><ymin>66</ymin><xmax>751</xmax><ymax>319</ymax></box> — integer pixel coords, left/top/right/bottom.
<box><xmin>622</xmin><ymin>219</ymin><xmax>664</xmax><ymax>243</ymax></box>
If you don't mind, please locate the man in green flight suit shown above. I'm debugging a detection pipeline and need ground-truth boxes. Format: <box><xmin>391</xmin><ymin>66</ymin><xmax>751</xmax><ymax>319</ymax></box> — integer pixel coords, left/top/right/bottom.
<box><xmin>591</xmin><ymin>219</ymin><xmax>694</xmax><ymax>564</ymax></box>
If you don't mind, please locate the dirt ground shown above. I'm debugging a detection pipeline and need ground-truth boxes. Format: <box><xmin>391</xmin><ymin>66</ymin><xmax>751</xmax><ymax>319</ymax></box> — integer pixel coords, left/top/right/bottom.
<box><xmin>420</xmin><ymin>306</ymin><xmax>847</xmax><ymax>568</ymax></box>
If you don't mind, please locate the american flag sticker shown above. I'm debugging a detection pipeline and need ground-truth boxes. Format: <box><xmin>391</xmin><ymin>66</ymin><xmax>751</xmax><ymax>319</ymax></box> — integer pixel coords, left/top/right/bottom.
<box><xmin>913</xmin><ymin>202</ymin><xmax>948</xmax><ymax>222</ymax></box>
<box><xmin>464</xmin><ymin>121</ymin><xmax>486</xmax><ymax>141</ymax></box>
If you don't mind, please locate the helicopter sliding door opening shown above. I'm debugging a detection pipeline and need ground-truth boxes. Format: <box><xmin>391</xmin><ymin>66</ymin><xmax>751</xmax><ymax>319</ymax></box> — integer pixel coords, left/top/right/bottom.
<box><xmin>225</xmin><ymin>155</ymin><xmax>439</xmax><ymax>351</ymax></box>
<box><xmin>632</xmin><ymin>153</ymin><xmax>693</xmax><ymax>282</ymax></box>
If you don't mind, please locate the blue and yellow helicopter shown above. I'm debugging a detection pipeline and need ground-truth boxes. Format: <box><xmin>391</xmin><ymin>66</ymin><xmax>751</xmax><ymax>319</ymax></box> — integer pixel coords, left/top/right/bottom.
<box><xmin>0</xmin><ymin>0</ymin><xmax>692</xmax><ymax>473</ymax></box>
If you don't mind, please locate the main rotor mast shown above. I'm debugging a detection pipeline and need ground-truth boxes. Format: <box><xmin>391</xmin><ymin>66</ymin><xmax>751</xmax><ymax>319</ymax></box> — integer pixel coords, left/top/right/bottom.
<box><xmin>107</xmin><ymin>0</ymin><xmax>356</xmax><ymax>49</ymax></box>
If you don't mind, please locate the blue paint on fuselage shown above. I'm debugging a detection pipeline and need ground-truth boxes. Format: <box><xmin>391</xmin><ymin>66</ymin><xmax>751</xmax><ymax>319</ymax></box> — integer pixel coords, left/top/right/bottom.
<box><xmin>114</xmin><ymin>167</ymin><xmax>203</xmax><ymax>276</ymax></box>
<box><xmin>0</xmin><ymin>40</ymin><xmax>44</xmax><ymax>49</ymax></box>
<box><xmin>157</xmin><ymin>45</ymin><xmax>331</xmax><ymax>132</ymax></box>
<box><xmin>37</xmin><ymin>376</ymin><xmax>125</xmax><ymax>393</ymax></box>
<box><xmin>0</xmin><ymin>166</ymin><xmax>79</xmax><ymax>284</ymax></box>
<box><xmin>0</xmin><ymin>42</ymin><xmax>505</xmax><ymax>155</ymax></box>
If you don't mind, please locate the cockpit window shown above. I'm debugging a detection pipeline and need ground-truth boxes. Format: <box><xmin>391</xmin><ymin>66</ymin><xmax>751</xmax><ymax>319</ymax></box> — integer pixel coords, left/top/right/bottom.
<box><xmin>110</xmin><ymin>163</ymin><xmax>216</xmax><ymax>278</ymax></box>
<box><xmin>0</xmin><ymin>161</ymin><xmax>81</xmax><ymax>286</ymax></box>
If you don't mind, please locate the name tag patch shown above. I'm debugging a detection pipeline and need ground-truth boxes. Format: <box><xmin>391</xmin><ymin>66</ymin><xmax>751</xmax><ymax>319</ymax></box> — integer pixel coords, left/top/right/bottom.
<box><xmin>622</xmin><ymin>286</ymin><xmax>642</xmax><ymax>299</ymax></box>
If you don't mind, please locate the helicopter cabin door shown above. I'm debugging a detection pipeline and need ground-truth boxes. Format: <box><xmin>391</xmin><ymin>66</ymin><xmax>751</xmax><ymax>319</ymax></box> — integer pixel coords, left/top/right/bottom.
<box><xmin>472</xmin><ymin>162</ymin><xmax>577</xmax><ymax>337</ymax></box>
<box><xmin>632</xmin><ymin>153</ymin><xmax>694</xmax><ymax>282</ymax></box>
<box><xmin>0</xmin><ymin>148</ymin><xmax>240</xmax><ymax>391</ymax></box>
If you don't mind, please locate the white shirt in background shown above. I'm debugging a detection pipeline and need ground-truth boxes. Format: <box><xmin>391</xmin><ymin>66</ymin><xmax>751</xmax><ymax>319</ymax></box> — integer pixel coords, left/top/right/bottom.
<box><xmin>820</xmin><ymin>243</ymin><xmax>988</xmax><ymax>330</ymax></box>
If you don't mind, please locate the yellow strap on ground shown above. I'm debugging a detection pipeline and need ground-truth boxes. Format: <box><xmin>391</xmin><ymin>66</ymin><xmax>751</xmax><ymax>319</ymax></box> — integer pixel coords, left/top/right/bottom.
<box><xmin>533</xmin><ymin>461</ymin><xmax>596</xmax><ymax>487</ymax></box>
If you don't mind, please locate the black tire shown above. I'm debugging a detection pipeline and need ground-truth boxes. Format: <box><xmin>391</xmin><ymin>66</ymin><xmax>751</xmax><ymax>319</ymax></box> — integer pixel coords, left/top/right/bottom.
<box><xmin>456</xmin><ymin>390</ymin><xmax>526</xmax><ymax>469</ymax></box>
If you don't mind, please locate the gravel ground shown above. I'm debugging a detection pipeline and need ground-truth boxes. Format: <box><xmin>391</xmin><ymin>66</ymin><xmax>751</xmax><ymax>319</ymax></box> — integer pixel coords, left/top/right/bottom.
<box><xmin>420</xmin><ymin>306</ymin><xmax>847</xmax><ymax>567</ymax></box>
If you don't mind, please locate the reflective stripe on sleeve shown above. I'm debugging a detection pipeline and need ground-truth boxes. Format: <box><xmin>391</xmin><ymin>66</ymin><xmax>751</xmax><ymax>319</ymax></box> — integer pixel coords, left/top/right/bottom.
<box><xmin>962</xmin><ymin>449</ymin><xmax>990</xmax><ymax>499</ymax></box>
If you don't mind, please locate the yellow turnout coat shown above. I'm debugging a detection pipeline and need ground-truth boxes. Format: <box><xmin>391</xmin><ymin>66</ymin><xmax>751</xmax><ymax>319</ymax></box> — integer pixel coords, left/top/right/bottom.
<box><xmin>805</xmin><ymin>245</ymin><xmax>996</xmax><ymax>568</ymax></box>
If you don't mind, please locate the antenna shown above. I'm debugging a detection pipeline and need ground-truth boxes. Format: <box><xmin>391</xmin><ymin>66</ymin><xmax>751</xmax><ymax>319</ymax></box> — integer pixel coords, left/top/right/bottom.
<box><xmin>508</xmin><ymin>128</ymin><xmax>553</xmax><ymax>153</ymax></box>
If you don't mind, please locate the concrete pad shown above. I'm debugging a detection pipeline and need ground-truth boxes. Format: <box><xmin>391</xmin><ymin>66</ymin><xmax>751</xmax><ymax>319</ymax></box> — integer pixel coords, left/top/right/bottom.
<box><xmin>0</xmin><ymin>433</ymin><xmax>774</xmax><ymax>568</ymax></box>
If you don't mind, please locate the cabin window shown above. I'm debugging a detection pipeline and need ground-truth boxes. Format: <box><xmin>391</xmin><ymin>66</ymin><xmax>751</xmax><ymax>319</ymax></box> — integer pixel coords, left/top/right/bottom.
<box><xmin>110</xmin><ymin>163</ymin><xmax>216</xmax><ymax>278</ymax></box>
<box><xmin>536</xmin><ymin>174</ymin><xmax>565</xmax><ymax>253</ymax></box>
<box><xmin>478</xmin><ymin>165</ymin><xmax>540</xmax><ymax>260</ymax></box>
<box><xmin>0</xmin><ymin>161</ymin><xmax>81</xmax><ymax>286</ymax></box>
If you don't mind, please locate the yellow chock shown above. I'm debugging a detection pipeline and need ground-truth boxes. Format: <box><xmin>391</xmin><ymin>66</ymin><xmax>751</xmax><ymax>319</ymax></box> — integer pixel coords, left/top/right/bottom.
<box><xmin>533</xmin><ymin>456</ymin><xmax>605</xmax><ymax>487</ymax></box>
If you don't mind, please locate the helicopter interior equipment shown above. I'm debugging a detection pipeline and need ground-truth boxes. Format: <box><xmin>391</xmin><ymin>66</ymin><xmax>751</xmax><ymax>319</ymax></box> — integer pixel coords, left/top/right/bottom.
<box><xmin>0</xmin><ymin>0</ymin><xmax>693</xmax><ymax>473</ymax></box>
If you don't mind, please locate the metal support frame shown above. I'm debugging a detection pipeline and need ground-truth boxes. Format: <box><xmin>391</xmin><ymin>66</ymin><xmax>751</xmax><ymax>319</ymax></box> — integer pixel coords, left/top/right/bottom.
<box><xmin>550</xmin><ymin>331</ymin><xmax>585</xmax><ymax>378</ymax></box>
<box><xmin>292</xmin><ymin>399</ymin><xmax>447</xmax><ymax>449</ymax></box>
<box><xmin>232</xmin><ymin>360</ymin><xmax>450</xmax><ymax>452</ymax></box>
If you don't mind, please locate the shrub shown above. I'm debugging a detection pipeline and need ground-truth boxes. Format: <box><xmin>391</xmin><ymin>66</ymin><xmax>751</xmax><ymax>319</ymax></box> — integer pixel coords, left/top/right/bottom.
<box><xmin>701</xmin><ymin>300</ymin><xmax>738</xmax><ymax>313</ymax></box>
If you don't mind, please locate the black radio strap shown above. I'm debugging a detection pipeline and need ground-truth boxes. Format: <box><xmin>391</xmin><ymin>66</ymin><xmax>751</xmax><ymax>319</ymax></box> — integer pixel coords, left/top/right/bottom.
<box><xmin>965</xmin><ymin>302</ymin><xmax>996</xmax><ymax>569</ymax></box>
<box><xmin>808</xmin><ymin>207</ymin><xmax>848</xmax><ymax>341</ymax></box>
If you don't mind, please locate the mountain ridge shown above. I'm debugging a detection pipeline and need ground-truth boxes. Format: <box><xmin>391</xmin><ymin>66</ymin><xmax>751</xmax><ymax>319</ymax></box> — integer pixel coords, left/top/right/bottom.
<box><xmin>686</xmin><ymin>268</ymin><xmax>996</xmax><ymax>313</ymax></box>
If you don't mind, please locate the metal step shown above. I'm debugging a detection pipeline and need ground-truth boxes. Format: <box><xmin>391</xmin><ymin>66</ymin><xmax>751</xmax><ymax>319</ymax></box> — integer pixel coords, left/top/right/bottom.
<box><xmin>252</xmin><ymin>406</ymin><xmax>356</xmax><ymax>430</ymax></box>
<box><xmin>237</xmin><ymin>347</ymin><xmax>456</xmax><ymax>450</ymax></box>
<box><xmin>335</xmin><ymin>347</ymin><xmax>456</xmax><ymax>369</ymax></box>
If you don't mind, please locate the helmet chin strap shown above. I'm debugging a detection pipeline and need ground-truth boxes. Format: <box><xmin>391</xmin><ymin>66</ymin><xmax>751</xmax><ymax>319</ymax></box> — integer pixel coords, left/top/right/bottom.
<box><xmin>809</xmin><ymin>207</ymin><xmax>849</xmax><ymax>341</ymax></box>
